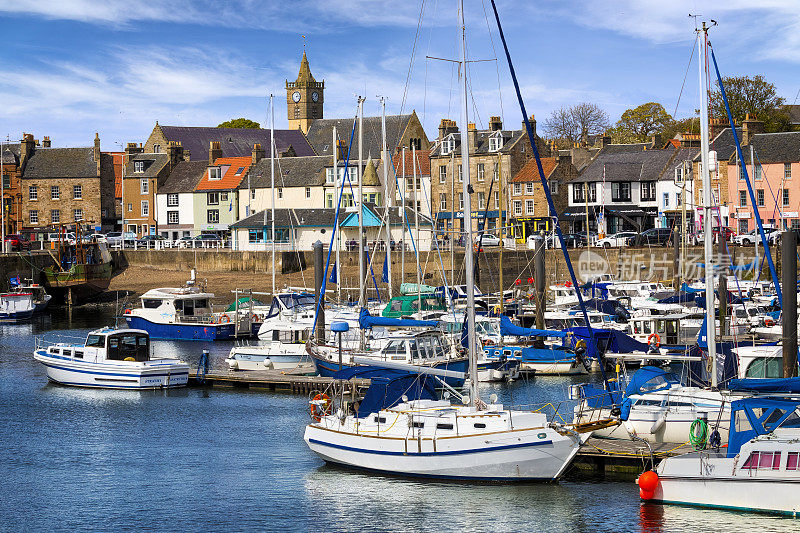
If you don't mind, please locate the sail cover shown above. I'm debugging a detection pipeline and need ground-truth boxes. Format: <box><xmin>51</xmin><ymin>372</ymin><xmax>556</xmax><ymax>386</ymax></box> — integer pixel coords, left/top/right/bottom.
<box><xmin>499</xmin><ymin>315</ymin><xmax>566</xmax><ymax>338</ymax></box>
<box><xmin>358</xmin><ymin>308</ymin><xmax>438</xmax><ymax>329</ymax></box>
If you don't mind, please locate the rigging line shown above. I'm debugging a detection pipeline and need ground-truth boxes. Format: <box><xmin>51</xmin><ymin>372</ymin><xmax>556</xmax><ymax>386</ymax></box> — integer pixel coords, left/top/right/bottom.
<box><xmin>395</xmin><ymin>0</ymin><xmax>427</xmax><ymax>145</ymax></box>
<box><xmin>422</xmin><ymin>0</ymin><xmax>439</xmax><ymax>128</ymax></box>
<box><xmin>673</xmin><ymin>38</ymin><xmax>698</xmax><ymax>119</ymax></box>
<box><xmin>272</xmin><ymin>134</ymin><xmax>306</xmax><ymax>289</ymax></box>
<box><xmin>480</xmin><ymin>0</ymin><xmax>504</xmax><ymax>124</ymax></box>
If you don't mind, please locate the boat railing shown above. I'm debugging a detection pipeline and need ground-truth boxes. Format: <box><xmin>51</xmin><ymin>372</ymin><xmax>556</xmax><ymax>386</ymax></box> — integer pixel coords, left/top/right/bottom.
<box><xmin>33</xmin><ymin>333</ymin><xmax>86</xmax><ymax>351</ymax></box>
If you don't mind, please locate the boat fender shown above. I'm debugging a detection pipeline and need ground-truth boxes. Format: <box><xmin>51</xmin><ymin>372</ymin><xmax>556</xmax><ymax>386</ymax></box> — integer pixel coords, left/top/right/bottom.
<box><xmin>765</xmin><ymin>317</ymin><xmax>775</xmax><ymax>327</ymax></box>
<box><xmin>624</xmin><ymin>420</ymin><xmax>637</xmax><ymax>437</ymax></box>
<box><xmin>650</xmin><ymin>413</ymin><xmax>667</xmax><ymax>434</ymax></box>
<box><xmin>619</xmin><ymin>398</ymin><xmax>632</xmax><ymax>421</ymax></box>
<box><xmin>637</xmin><ymin>470</ymin><xmax>658</xmax><ymax>500</ymax></box>
<box><xmin>124</xmin><ymin>357</ymin><xmax>135</xmax><ymax>362</ymax></box>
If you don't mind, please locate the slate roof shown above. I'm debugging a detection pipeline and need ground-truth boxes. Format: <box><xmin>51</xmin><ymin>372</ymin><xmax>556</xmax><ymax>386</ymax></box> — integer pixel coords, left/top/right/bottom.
<box><xmin>576</xmin><ymin>147</ymin><xmax>678</xmax><ymax>183</ymax></box>
<box><xmin>392</xmin><ymin>149</ymin><xmax>430</xmax><ymax>176</ymax></box>
<box><xmin>243</xmin><ymin>155</ymin><xmax>329</xmax><ymax>189</ymax></box>
<box><xmin>429</xmin><ymin>129</ymin><xmax>529</xmax><ymax>158</ymax></box>
<box><xmin>196</xmin><ymin>156</ymin><xmax>251</xmax><ymax>191</ymax></box>
<box><xmin>782</xmin><ymin>104</ymin><xmax>800</xmax><ymax>125</ymax></box>
<box><xmin>22</xmin><ymin>147</ymin><xmax>97</xmax><ymax>179</ymax></box>
<box><xmin>305</xmin><ymin>114</ymin><xmax>413</xmax><ymax>157</ymax></box>
<box><xmin>511</xmin><ymin>157</ymin><xmax>557</xmax><ymax>183</ymax></box>
<box><xmin>745</xmin><ymin>132</ymin><xmax>800</xmax><ymax>164</ymax></box>
<box><xmin>1</xmin><ymin>143</ymin><xmax>19</xmax><ymax>165</ymax></box>
<box><xmin>230</xmin><ymin>204</ymin><xmax>431</xmax><ymax>229</ymax></box>
<box><xmin>597</xmin><ymin>143</ymin><xmax>649</xmax><ymax>155</ymax></box>
<box><xmin>695</xmin><ymin>127</ymin><xmax>742</xmax><ymax>162</ymax></box>
<box><xmin>159</xmin><ymin>161</ymin><xmax>208</xmax><ymax>194</ymax></box>
<box><xmin>125</xmin><ymin>153</ymin><xmax>169</xmax><ymax>179</ymax></box>
<box><xmin>157</xmin><ymin>126</ymin><xmax>315</xmax><ymax>161</ymax></box>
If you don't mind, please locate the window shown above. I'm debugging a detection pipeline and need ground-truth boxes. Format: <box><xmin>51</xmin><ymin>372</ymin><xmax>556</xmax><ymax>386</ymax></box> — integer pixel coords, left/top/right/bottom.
<box><xmin>234</xmin><ymin>167</ymin><xmax>245</xmax><ymax>176</ymax></box>
<box><xmin>167</xmin><ymin>211</ymin><xmax>179</xmax><ymax>224</ymax></box>
<box><xmin>167</xmin><ymin>193</ymin><xmax>178</xmax><ymax>207</ymax></box>
<box><xmin>134</xmin><ymin>161</ymin><xmax>144</xmax><ymax>173</ymax></box>
<box><xmin>587</xmin><ymin>183</ymin><xmax>597</xmax><ymax>202</ymax></box>
<box><xmin>248</xmin><ymin>229</ymin><xmax>264</xmax><ymax>243</ymax></box>
<box><xmin>526</xmin><ymin>182</ymin><xmax>534</xmax><ymax>195</ymax></box>
<box><xmin>140</xmin><ymin>179</ymin><xmax>149</xmax><ymax>194</ymax></box>
<box><xmin>573</xmin><ymin>184</ymin><xmax>585</xmax><ymax>203</ymax></box>
<box><xmin>525</xmin><ymin>199</ymin><xmax>534</xmax><ymax>215</ymax></box>
<box><xmin>783</xmin><ymin>189</ymin><xmax>790</xmax><ymax>207</ymax></box>
<box><xmin>741</xmin><ymin>451</ymin><xmax>781</xmax><ymax>470</ymax></box>
<box><xmin>611</xmin><ymin>182</ymin><xmax>631</xmax><ymax>202</ymax></box>
<box><xmin>739</xmin><ymin>219</ymin><xmax>749</xmax><ymax>234</ymax></box>
<box><xmin>458</xmin><ymin>166</ymin><xmax>463</xmax><ymax>182</ymax></box>
<box><xmin>439</xmin><ymin>165</ymin><xmax>447</xmax><ymax>183</ymax></box>
<box><xmin>153</xmin><ymin>144</ymin><xmax>161</xmax><ymax>153</ymax></box>
<box><xmin>458</xmin><ymin>193</ymin><xmax>464</xmax><ymax>210</ymax></box>
<box><xmin>207</xmin><ymin>210</ymin><xmax>219</xmax><ymax>224</ymax></box>
<box><xmin>494</xmin><ymin>191</ymin><xmax>500</xmax><ymax>209</ymax></box>
<box><xmin>127</xmin><ymin>203</ymin><xmax>132</xmax><ymax>212</ymax></box>
<box><xmin>740</xmin><ymin>190</ymin><xmax>747</xmax><ymax>207</ymax></box>
<box><xmin>278</xmin><ymin>188</ymin><xmax>283</xmax><ymax>199</ymax></box>
<box><xmin>28</xmin><ymin>186</ymin><xmax>37</xmax><ymax>201</ymax></box>
<box><xmin>757</xmin><ymin>189</ymin><xmax>765</xmax><ymax>206</ymax></box>
<box><xmin>788</xmin><ymin>452</ymin><xmax>800</xmax><ymax>470</ymax></box>
<box><xmin>207</xmin><ymin>192</ymin><xmax>219</xmax><ymax>205</ymax></box>
<box><xmin>51</xmin><ymin>209</ymin><xmax>60</xmax><ymax>224</ymax></box>
<box><xmin>785</xmin><ymin>163</ymin><xmax>792</xmax><ymax>180</ymax></box>
<box><xmin>739</xmin><ymin>164</ymin><xmax>746</xmax><ymax>181</ymax></box>
<box><xmin>640</xmin><ymin>181</ymin><xmax>655</xmax><ymax>201</ymax></box>
<box><xmin>477</xmin><ymin>163</ymin><xmax>485</xmax><ymax>182</ymax></box>
<box><xmin>439</xmin><ymin>193</ymin><xmax>447</xmax><ymax>210</ymax></box>
<box><xmin>793</xmin><ymin>219</ymin><xmax>800</xmax><ymax>230</ymax></box>
<box><xmin>663</xmin><ymin>192</ymin><xmax>670</xmax><ymax>208</ymax></box>
<box><xmin>305</xmin><ymin>187</ymin><xmax>311</xmax><ymax>199</ymax></box>
<box><xmin>513</xmin><ymin>183</ymin><xmax>521</xmax><ymax>195</ymax></box>
<box><xmin>488</xmin><ymin>135</ymin><xmax>503</xmax><ymax>152</ymax></box>
<box><xmin>513</xmin><ymin>200</ymin><xmax>522</xmax><ymax>215</ymax></box>
<box><xmin>141</xmin><ymin>201</ymin><xmax>149</xmax><ymax>216</ymax></box>
<box><xmin>441</xmin><ymin>138</ymin><xmax>455</xmax><ymax>155</ymax></box>
<box><xmin>493</xmin><ymin>163</ymin><xmax>499</xmax><ymax>181</ymax></box>
<box><xmin>73</xmin><ymin>185</ymin><xmax>82</xmax><ymax>199</ymax></box>
<box><xmin>478</xmin><ymin>192</ymin><xmax>486</xmax><ymax>209</ymax></box>
<box><xmin>51</xmin><ymin>185</ymin><xmax>60</xmax><ymax>200</ymax></box>
<box><xmin>755</xmin><ymin>163</ymin><xmax>762</xmax><ymax>180</ymax></box>
<box><xmin>220</xmin><ymin>192</ymin><xmax>228</xmax><ymax>202</ymax></box>
<box><xmin>29</xmin><ymin>210</ymin><xmax>38</xmax><ymax>224</ymax></box>
<box><xmin>251</xmin><ymin>189</ymin><xmax>256</xmax><ymax>200</ymax></box>
<box><xmin>1</xmin><ymin>174</ymin><xmax>9</xmax><ymax>189</ymax></box>
<box><xmin>74</xmin><ymin>209</ymin><xmax>83</xmax><ymax>221</ymax></box>
<box><xmin>549</xmin><ymin>180</ymin><xmax>559</xmax><ymax>194</ymax></box>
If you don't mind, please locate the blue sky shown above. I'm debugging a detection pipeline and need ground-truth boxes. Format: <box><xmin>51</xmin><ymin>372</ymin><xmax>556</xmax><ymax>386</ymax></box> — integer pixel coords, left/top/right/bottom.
<box><xmin>1</xmin><ymin>0</ymin><xmax>799</xmax><ymax>150</ymax></box>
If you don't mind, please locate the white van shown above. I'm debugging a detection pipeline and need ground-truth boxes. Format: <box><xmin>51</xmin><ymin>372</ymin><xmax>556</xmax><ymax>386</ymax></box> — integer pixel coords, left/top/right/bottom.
<box><xmin>47</xmin><ymin>232</ymin><xmax>77</xmax><ymax>245</ymax></box>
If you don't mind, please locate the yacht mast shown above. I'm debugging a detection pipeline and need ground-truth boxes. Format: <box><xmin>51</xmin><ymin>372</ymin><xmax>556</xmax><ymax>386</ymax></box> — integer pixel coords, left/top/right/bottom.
<box><xmin>698</xmin><ymin>23</ymin><xmax>717</xmax><ymax>387</ymax></box>
<box><xmin>459</xmin><ymin>0</ymin><xmax>479</xmax><ymax>406</ymax></box>
<box><xmin>358</xmin><ymin>96</ymin><xmax>365</xmax><ymax>309</ymax></box>
<box><xmin>381</xmin><ymin>98</ymin><xmax>392</xmax><ymax>298</ymax></box>
<box><xmin>270</xmin><ymin>94</ymin><xmax>276</xmax><ymax>296</ymax></box>
<box><xmin>333</xmin><ymin>126</ymin><xmax>341</xmax><ymax>304</ymax></box>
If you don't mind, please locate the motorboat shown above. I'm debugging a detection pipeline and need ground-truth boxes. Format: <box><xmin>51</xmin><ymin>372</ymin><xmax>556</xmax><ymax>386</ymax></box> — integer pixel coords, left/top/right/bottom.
<box><xmin>645</xmin><ymin>395</ymin><xmax>800</xmax><ymax>515</ymax></box>
<box><xmin>0</xmin><ymin>291</ymin><xmax>35</xmax><ymax>322</ymax></box>
<box><xmin>9</xmin><ymin>279</ymin><xmax>51</xmax><ymax>312</ymax></box>
<box><xmin>33</xmin><ymin>328</ymin><xmax>189</xmax><ymax>389</ymax></box>
<box><xmin>226</xmin><ymin>323</ymin><xmax>310</xmax><ymax>370</ymax></box>
<box><xmin>124</xmin><ymin>285</ymin><xmax>235</xmax><ymax>341</ymax></box>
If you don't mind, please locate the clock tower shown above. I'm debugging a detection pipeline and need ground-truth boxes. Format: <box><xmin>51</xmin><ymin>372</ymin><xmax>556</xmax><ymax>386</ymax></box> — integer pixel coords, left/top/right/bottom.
<box><xmin>286</xmin><ymin>50</ymin><xmax>324</xmax><ymax>134</ymax></box>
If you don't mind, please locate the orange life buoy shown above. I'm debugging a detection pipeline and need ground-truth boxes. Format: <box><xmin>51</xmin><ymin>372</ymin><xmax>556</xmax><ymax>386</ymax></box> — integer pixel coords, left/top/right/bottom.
<box><xmin>124</xmin><ymin>308</ymin><xmax>132</xmax><ymax>315</ymax></box>
<box><xmin>765</xmin><ymin>317</ymin><xmax>775</xmax><ymax>327</ymax></box>
<box><xmin>310</xmin><ymin>393</ymin><xmax>333</xmax><ymax>421</ymax></box>
<box><xmin>647</xmin><ymin>333</ymin><xmax>661</xmax><ymax>348</ymax></box>
<box><xmin>216</xmin><ymin>314</ymin><xmax>230</xmax><ymax>324</ymax></box>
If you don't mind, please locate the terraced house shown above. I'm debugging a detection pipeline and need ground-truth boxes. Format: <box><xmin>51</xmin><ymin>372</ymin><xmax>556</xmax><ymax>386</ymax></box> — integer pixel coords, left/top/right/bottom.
<box><xmin>193</xmin><ymin>149</ymin><xmax>252</xmax><ymax>237</ymax></box>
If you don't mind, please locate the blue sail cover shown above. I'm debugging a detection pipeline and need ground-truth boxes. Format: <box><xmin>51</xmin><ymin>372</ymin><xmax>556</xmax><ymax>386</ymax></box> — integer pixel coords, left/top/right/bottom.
<box><xmin>686</xmin><ymin>343</ymin><xmax>740</xmax><ymax>387</ymax></box>
<box><xmin>565</xmin><ymin>327</ymin><xmax>650</xmax><ymax>361</ymax></box>
<box><xmin>681</xmin><ymin>282</ymin><xmax>705</xmax><ymax>294</ymax></box>
<box><xmin>727</xmin><ymin>397</ymin><xmax>800</xmax><ymax>457</ymax></box>
<box><xmin>624</xmin><ymin>366</ymin><xmax>680</xmax><ymax>397</ymax></box>
<box><xmin>355</xmin><ymin>371</ymin><xmax>439</xmax><ymax>418</ymax></box>
<box><xmin>358</xmin><ymin>308</ymin><xmax>438</xmax><ymax>329</ymax></box>
<box><xmin>499</xmin><ymin>315</ymin><xmax>566</xmax><ymax>338</ymax></box>
<box><xmin>728</xmin><ymin>377</ymin><xmax>800</xmax><ymax>394</ymax></box>
<box><xmin>571</xmin><ymin>298</ymin><xmax>629</xmax><ymax>318</ymax></box>
<box><xmin>657</xmin><ymin>292</ymin><xmax>696</xmax><ymax>304</ymax></box>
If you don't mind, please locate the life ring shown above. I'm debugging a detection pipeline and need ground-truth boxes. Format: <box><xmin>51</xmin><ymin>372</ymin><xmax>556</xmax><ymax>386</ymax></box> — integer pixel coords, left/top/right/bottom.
<box><xmin>492</xmin><ymin>305</ymin><xmax>501</xmax><ymax>316</ymax></box>
<box><xmin>765</xmin><ymin>317</ymin><xmax>775</xmax><ymax>327</ymax></box>
<box><xmin>217</xmin><ymin>314</ymin><xmax>231</xmax><ymax>324</ymax></box>
<box><xmin>124</xmin><ymin>309</ymin><xmax>132</xmax><ymax>315</ymax></box>
<box><xmin>310</xmin><ymin>393</ymin><xmax>333</xmax><ymax>422</ymax></box>
<box><xmin>647</xmin><ymin>333</ymin><xmax>661</xmax><ymax>348</ymax></box>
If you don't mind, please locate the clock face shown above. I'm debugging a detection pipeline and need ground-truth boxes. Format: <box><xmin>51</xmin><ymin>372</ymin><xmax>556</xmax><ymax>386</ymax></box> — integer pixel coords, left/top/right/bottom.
<box><xmin>311</xmin><ymin>91</ymin><xmax>319</xmax><ymax>102</ymax></box>
<box><xmin>292</xmin><ymin>91</ymin><xmax>301</xmax><ymax>103</ymax></box>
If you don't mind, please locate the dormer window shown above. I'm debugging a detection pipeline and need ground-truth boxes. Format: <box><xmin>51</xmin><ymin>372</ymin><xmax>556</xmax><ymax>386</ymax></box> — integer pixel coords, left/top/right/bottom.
<box><xmin>134</xmin><ymin>161</ymin><xmax>144</xmax><ymax>173</ymax></box>
<box><xmin>209</xmin><ymin>167</ymin><xmax>221</xmax><ymax>180</ymax></box>
<box><xmin>441</xmin><ymin>136</ymin><xmax>456</xmax><ymax>155</ymax></box>
<box><xmin>234</xmin><ymin>167</ymin><xmax>245</xmax><ymax>176</ymax></box>
<box><xmin>488</xmin><ymin>133</ymin><xmax>503</xmax><ymax>152</ymax></box>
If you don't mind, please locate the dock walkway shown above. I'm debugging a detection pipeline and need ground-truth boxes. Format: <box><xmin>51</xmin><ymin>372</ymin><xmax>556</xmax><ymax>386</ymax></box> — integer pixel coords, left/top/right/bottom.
<box><xmin>189</xmin><ymin>364</ymin><xmax>370</xmax><ymax>396</ymax></box>
<box><xmin>572</xmin><ymin>437</ymin><xmax>693</xmax><ymax>478</ymax></box>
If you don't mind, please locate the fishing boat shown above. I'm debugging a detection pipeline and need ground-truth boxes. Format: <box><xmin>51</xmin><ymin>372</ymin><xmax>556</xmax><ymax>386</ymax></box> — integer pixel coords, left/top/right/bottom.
<box><xmin>0</xmin><ymin>291</ymin><xmax>35</xmax><ymax>322</ymax></box>
<box><xmin>124</xmin><ymin>285</ymin><xmax>235</xmax><ymax>341</ymax></box>
<box><xmin>33</xmin><ymin>328</ymin><xmax>189</xmax><ymax>389</ymax></box>
<box><xmin>642</xmin><ymin>395</ymin><xmax>800</xmax><ymax>516</ymax></box>
<box><xmin>43</xmin><ymin>228</ymin><xmax>113</xmax><ymax>304</ymax></box>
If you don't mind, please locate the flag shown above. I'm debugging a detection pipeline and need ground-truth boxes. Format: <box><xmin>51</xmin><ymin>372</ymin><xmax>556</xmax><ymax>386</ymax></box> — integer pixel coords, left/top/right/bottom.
<box><xmin>229</xmin><ymin>202</ymin><xmax>233</xmax><ymax>212</ymax></box>
<box><xmin>9</xmin><ymin>276</ymin><xmax>20</xmax><ymax>288</ymax></box>
<box><xmin>382</xmin><ymin>255</ymin><xmax>389</xmax><ymax>283</ymax></box>
<box><xmin>329</xmin><ymin>261</ymin><xmax>337</xmax><ymax>284</ymax></box>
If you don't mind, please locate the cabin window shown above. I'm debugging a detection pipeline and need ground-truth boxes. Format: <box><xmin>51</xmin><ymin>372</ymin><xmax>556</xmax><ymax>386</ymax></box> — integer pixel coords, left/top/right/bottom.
<box><xmin>390</xmin><ymin>300</ymin><xmax>403</xmax><ymax>313</ymax></box>
<box><xmin>142</xmin><ymin>299</ymin><xmax>162</xmax><ymax>309</ymax></box>
<box><xmin>436</xmin><ymin>423</ymin><xmax>454</xmax><ymax>430</ymax></box>
<box><xmin>49</xmin><ymin>347</ymin><xmax>58</xmax><ymax>354</ymax></box>
<box><xmin>373</xmin><ymin>416</ymin><xmax>386</xmax><ymax>424</ymax></box>
<box><xmin>106</xmin><ymin>333</ymin><xmax>150</xmax><ymax>362</ymax></box>
<box><xmin>745</xmin><ymin>357</ymin><xmax>783</xmax><ymax>379</ymax></box>
<box><xmin>734</xmin><ymin>410</ymin><xmax>752</xmax><ymax>432</ymax></box>
<box><xmin>412</xmin><ymin>421</ymin><xmax>425</xmax><ymax>429</ymax></box>
<box><xmin>474</xmin><ymin>423</ymin><xmax>486</xmax><ymax>429</ymax></box>
<box><xmin>787</xmin><ymin>452</ymin><xmax>799</xmax><ymax>470</ymax></box>
<box><xmin>195</xmin><ymin>299</ymin><xmax>208</xmax><ymax>309</ymax></box>
<box><xmin>742</xmin><ymin>451</ymin><xmax>781</xmax><ymax>470</ymax></box>
<box><xmin>183</xmin><ymin>300</ymin><xmax>194</xmax><ymax>316</ymax></box>
<box><xmin>173</xmin><ymin>300</ymin><xmax>183</xmax><ymax>312</ymax></box>
<box><xmin>63</xmin><ymin>350</ymin><xmax>72</xmax><ymax>357</ymax></box>
<box><xmin>642</xmin><ymin>322</ymin><xmax>652</xmax><ymax>334</ymax></box>
<box><xmin>85</xmin><ymin>335</ymin><xmax>105</xmax><ymax>348</ymax></box>
<box><xmin>73</xmin><ymin>351</ymin><xmax>83</xmax><ymax>359</ymax></box>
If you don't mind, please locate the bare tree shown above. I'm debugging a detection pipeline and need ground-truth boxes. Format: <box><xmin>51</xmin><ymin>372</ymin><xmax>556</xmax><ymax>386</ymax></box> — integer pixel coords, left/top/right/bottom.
<box><xmin>544</xmin><ymin>102</ymin><xmax>610</xmax><ymax>147</ymax></box>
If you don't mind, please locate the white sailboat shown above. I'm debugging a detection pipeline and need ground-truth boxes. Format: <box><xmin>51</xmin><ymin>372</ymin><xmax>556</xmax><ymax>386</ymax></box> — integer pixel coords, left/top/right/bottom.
<box><xmin>303</xmin><ymin>2</ymin><xmax>588</xmax><ymax>480</ymax></box>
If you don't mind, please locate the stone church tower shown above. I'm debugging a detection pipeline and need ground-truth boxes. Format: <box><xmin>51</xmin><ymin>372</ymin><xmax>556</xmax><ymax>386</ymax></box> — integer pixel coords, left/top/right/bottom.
<box><xmin>286</xmin><ymin>51</ymin><xmax>324</xmax><ymax>134</ymax></box>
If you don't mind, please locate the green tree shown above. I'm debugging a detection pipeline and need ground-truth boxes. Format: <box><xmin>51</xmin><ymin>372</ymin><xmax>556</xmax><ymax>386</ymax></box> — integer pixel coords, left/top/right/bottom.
<box><xmin>709</xmin><ymin>75</ymin><xmax>789</xmax><ymax>133</ymax></box>
<box><xmin>660</xmin><ymin>116</ymin><xmax>700</xmax><ymax>142</ymax></box>
<box><xmin>217</xmin><ymin>118</ymin><xmax>260</xmax><ymax>129</ymax></box>
<box><xmin>612</xmin><ymin>102</ymin><xmax>673</xmax><ymax>143</ymax></box>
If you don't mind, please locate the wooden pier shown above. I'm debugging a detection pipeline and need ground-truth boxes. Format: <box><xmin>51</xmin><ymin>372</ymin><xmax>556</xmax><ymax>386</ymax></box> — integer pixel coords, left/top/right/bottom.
<box><xmin>571</xmin><ymin>437</ymin><xmax>693</xmax><ymax>479</ymax></box>
<box><xmin>188</xmin><ymin>364</ymin><xmax>371</xmax><ymax>396</ymax></box>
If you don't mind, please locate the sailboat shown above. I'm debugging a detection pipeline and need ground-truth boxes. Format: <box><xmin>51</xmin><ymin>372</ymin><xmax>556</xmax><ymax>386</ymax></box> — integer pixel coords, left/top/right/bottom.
<box><xmin>302</xmin><ymin>1</ymin><xmax>588</xmax><ymax>480</ymax></box>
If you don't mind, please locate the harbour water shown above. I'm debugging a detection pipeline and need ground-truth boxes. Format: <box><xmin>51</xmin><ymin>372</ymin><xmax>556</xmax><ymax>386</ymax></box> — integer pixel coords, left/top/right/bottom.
<box><xmin>1</xmin><ymin>309</ymin><xmax>797</xmax><ymax>532</ymax></box>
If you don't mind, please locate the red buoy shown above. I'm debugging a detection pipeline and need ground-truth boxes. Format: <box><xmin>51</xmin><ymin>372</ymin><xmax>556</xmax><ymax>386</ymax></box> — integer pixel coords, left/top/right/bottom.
<box><xmin>515</xmin><ymin>278</ymin><xmax>521</xmax><ymax>286</ymax></box>
<box><xmin>639</xmin><ymin>488</ymin><xmax>654</xmax><ymax>500</ymax></box>
<box><xmin>638</xmin><ymin>470</ymin><xmax>659</xmax><ymax>492</ymax></box>
<box><xmin>527</xmin><ymin>277</ymin><xmax>534</xmax><ymax>285</ymax></box>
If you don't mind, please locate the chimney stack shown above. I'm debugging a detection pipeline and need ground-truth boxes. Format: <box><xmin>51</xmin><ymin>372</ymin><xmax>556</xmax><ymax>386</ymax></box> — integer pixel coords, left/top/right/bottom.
<box><xmin>489</xmin><ymin>116</ymin><xmax>503</xmax><ymax>131</ymax></box>
<box><xmin>438</xmin><ymin>118</ymin><xmax>458</xmax><ymax>141</ymax></box>
<box><xmin>19</xmin><ymin>133</ymin><xmax>35</xmax><ymax>168</ymax></box>
<box><xmin>168</xmin><ymin>141</ymin><xmax>184</xmax><ymax>168</ymax></box>
<box><xmin>524</xmin><ymin>114</ymin><xmax>536</xmax><ymax>136</ymax></box>
<box><xmin>93</xmin><ymin>133</ymin><xmax>101</xmax><ymax>175</ymax></box>
<box><xmin>467</xmin><ymin>122</ymin><xmax>477</xmax><ymax>154</ymax></box>
<box><xmin>252</xmin><ymin>143</ymin><xmax>265</xmax><ymax>165</ymax></box>
<box><xmin>42</xmin><ymin>136</ymin><xmax>51</xmax><ymax>148</ymax></box>
<box><xmin>709</xmin><ymin>117</ymin><xmax>726</xmax><ymax>141</ymax></box>
<box><xmin>742</xmin><ymin>113</ymin><xmax>765</xmax><ymax>146</ymax></box>
<box><xmin>650</xmin><ymin>133</ymin><xmax>662</xmax><ymax>149</ymax></box>
<box><xmin>209</xmin><ymin>141</ymin><xmax>222</xmax><ymax>164</ymax></box>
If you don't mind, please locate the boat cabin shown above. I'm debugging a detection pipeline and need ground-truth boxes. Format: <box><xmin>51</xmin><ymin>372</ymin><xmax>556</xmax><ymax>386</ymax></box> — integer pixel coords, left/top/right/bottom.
<box><xmin>45</xmin><ymin>328</ymin><xmax>151</xmax><ymax>363</ymax></box>
<box><xmin>379</xmin><ymin>331</ymin><xmax>451</xmax><ymax>363</ymax></box>
<box><xmin>138</xmin><ymin>287</ymin><xmax>213</xmax><ymax>319</ymax></box>
<box><xmin>263</xmin><ymin>293</ymin><xmax>316</xmax><ymax>319</ymax></box>
<box><xmin>382</xmin><ymin>294</ymin><xmax>447</xmax><ymax>318</ymax></box>
<box><xmin>626</xmin><ymin>313</ymin><xmax>702</xmax><ymax>345</ymax></box>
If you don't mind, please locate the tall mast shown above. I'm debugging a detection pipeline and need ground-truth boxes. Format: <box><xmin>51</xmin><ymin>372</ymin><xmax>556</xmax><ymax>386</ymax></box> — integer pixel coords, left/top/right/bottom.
<box><xmin>413</xmin><ymin>144</ymin><xmax>421</xmax><ymax>306</ymax></box>
<box><xmin>698</xmin><ymin>23</ymin><xmax>717</xmax><ymax>387</ymax></box>
<box><xmin>358</xmin><ymin>96</ymin><xmax>365</xmax><ymax>308</ymax></box>
<box><xmin>381</xmin><ymin>97</ymin><xmax>392</xmax><ymax>298</ymax></box>
<box><xmin>401</xmin><ymin>148</ymin><xmax>406</xmax><ymax>285</ymax></box>
<box><xmin>270</xmin><ymin>94</ymin><xmax>276</xmax><ymax>296</ymax></box>
<box><xmin>333</xmin><ymin>126</ymin><xmax>341</xmax><ymax>304</ymax></box>
<box><xmin>459</xmin><ymin>0</ymin><xmax>479</xmax><ymax>406</ymax></box>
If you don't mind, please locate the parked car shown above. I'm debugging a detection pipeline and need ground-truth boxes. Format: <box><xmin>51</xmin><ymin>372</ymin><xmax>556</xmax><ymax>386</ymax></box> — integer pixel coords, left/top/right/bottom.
<box><xmin>136</xmin><ymin>235</ymin><xmax>167</xmax><ymax>247</ymax></box>
<box><xmin>474</xmin><ymin>233</ymin><xmax>501</xmax><ymax>247</ymax></box>
<box><xmin>768</xmin><ymin>228</ymin><xmax>800</xmax><ymax>244</ymax></box>
<box><xmin>4</xmin><ymin>234</ymin><xmax>31</xmax><ymax>251</ymax></box>
<box><xmin>87</xmin><ymin>233</ymin><xmax>107</xmax><ymax>243</ymax></box>
<box><xmin>47</xmin><ymin>232</ymin><xmax>77</xmax><ymax>245</ymax></box>
<box><xmin>106</xmin><ymin>231</ymin><xmax>136</xmax><ymax>246</ymax></box>
<box><xmin>689</xmin><ymin>227</ymin><xmax>737</xmax><ymax>245</ymax></box>
<box><xmin>733</xmin><ymin>227</ymin><xmax>778</xmax><ymax>246</ymax></box>
<box><xmin>176</xmin><ymin>236</ymin><xmax>196</xmax><ymax>248</ymax></box>
<box><xmin>595</xmin><ymin>231</ymin><xmax>637</xmax><ymax>248</ymax></box>
<box><xmin>629</xmin><ymin>228</ymin><xmax>673</xmax><ymax>247</ymax></box>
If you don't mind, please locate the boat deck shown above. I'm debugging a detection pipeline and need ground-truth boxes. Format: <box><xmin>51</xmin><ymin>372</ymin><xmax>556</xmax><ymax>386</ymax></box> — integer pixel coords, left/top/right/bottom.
<box><xmin>188</xmin><ymin>363</ymin><xmax>371</xmax><ymax>395</ymax></box>
<box><xmin>571</xmin><ymin>437</ymin><xmax>693</xmax><ymax>479</ymax></box>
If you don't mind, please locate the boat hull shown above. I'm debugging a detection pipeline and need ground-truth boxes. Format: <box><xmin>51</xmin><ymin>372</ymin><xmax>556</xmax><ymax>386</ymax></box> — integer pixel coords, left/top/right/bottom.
<box><xmin>575</xmin><ymin>407</ymin><xmax>730</xmax><ymax>443</ymax></box>
<box><xmin>124</xmin><ymin>315</ymin><xmax>235</xmax><ymax>341</ymax></box>
<box><xmin>226</xmin><ymin>343</ymin><xmax>309</xmax><ymax>370</ymax></box>
<box><xmin>33</xmin><ymin>350</ymin><xmax>189</xmax><ymax>389</ymax></box>
<box><xmin>653</xmin><ymin>476</ymin><xmax>800</xmax><ymax>516</ymax></box>
<box><xmin>304</xmin><ymin>424</ymin><xmax>582</xmax><ymax>481</ymax></box>
<box><xmin>310</xmin><ymin>352</ymin><xmax>468</xmax><ymax>387</ymax></box>
<box><xmin>0</xmin><ymin>309</ymin><xmax>35</xmax><ymax>322</ymax></box>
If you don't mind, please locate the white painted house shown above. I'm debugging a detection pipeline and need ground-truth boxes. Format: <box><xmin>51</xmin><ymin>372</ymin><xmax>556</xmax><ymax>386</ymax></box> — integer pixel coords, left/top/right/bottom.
<box><xmin>155</xmin><ymin>160</ymin><xmax>207</xmax><ymax>239</ymax></box>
